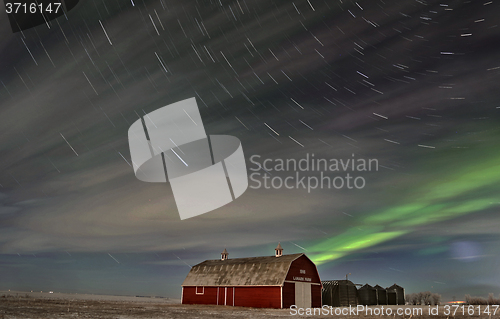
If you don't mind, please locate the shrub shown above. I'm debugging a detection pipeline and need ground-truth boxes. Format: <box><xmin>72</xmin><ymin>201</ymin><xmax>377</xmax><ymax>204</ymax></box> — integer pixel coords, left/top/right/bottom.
<box><xmin>406</xmin><ymin>292</ymin><xmax>441</xmax><ymax>305</ymax></box>
<box><xmin>465</xmin><ymin>293</ymin><xmax>500</xmax><ymax>305</ymax></box>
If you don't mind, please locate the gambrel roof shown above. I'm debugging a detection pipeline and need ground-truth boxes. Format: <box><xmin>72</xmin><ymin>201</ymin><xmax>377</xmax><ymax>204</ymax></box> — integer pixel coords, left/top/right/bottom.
<box><xmin>182</xmin><ymin>253</ymin><xmax>305</xmax><ymax>286</ymax></box>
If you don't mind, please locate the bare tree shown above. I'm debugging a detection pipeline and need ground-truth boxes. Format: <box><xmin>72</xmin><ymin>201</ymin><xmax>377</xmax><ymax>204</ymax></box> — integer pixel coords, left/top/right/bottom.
<box><xmin>422</xmin><ymin>291</ymin><xmax>432</xmax><ymax>305</ymax></box>
<box><xmin>405</xmin><ymin>292</ymin><xmax>441</xmax><ymax>305</ymax></box>
<box><xmin>466</xmin><ymin>293</ymin><xmax>500</xmax><ymax>305</ymax></box>
<box><xmin>429</xmin><ymin>293</ymin><xmax>441</xmax><ymax>305</ymax></box>
<box><xmin>416</xmin><ymin>292</ymin><xmax>424</xmax><ymax>305</ymax></box>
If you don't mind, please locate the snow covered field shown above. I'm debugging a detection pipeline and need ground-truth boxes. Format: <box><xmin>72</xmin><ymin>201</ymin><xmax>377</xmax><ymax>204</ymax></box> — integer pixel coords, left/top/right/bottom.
<box><xmin>0</xmin><ymin>292</ymin><xmax>496</xmax><ymax>319</ymax></box>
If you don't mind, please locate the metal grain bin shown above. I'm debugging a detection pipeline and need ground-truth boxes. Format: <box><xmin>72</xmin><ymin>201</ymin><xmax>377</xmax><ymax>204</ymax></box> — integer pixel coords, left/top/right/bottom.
<box><xmin>322</xmin><ymin>280</ymin><xmax>358</xmax><ymax>307</ymax></box>
<box><xmin>374</xmin><ymin>285</ymin><xmax>387</xmax><ymax>305</ymax></box>
<box><xmin>358</xmin><ymin>284</ymin><xmax>377</xmax><ymax>305</ymax></box>
<box><xmin>386</xmin><ymin>290</ymin><xmax>397</xmax><ymax>305</ymax></box>
<box><xmin>387</xmin><ymin>284</ymin><xmax>405</xmax><ymax>305</ymax></box>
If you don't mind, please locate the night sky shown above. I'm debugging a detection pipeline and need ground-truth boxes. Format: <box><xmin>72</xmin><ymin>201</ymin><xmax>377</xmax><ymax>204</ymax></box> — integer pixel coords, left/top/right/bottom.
<box><xmin>1</xmin><ymin>0</ymin><xmax>500</xmax><ymax>301</ymax></box>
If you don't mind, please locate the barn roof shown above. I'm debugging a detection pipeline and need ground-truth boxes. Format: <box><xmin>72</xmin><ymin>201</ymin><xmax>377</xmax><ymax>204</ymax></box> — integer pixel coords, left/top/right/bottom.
<box><xmin>182</xmin><ymin>253</ymin><xmax>304</xmax><ymax>286</ymax></box>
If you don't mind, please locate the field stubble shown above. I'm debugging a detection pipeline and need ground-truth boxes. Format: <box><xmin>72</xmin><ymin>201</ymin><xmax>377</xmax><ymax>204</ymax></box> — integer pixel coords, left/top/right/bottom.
<box><xmin>0</xmin><ymin>293</ymin><xmax>496</xmax><ymax>318</ymax></box>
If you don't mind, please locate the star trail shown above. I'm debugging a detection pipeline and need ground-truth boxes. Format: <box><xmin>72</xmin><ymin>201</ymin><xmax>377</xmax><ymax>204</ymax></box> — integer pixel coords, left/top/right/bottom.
<box><xmin>0</xmin><ymin>0</ymin><xmax>499</xmax><ymax>300</ymax></box>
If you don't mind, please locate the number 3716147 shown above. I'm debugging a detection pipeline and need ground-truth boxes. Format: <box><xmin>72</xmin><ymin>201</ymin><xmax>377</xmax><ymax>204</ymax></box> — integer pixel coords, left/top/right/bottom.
<box><xmin>443</xmin><ymin>305</ymin><xmax>499</xmax><ymax>316</ymax></box>
<box><xmin>5</xmin><ymin>2</ymin><xmax>62</xmax><ymax>14</ymax></box>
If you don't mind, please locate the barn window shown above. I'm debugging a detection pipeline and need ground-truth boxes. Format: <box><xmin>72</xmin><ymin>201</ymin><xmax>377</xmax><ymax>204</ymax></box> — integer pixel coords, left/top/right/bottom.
<box><xmin>196</xmin><ymin>286</ymin><xmax>204</xmax><ymax>295</ymax></box>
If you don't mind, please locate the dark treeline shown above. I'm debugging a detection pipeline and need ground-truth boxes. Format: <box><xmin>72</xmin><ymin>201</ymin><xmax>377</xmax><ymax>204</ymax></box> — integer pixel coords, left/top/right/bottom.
<box><xmin>465</xmin><ymin>293</ymin><xmax>500</xmax><ymax>305</ymax></box>
<box><xmin>405</xmin><ymin>292</ymin><xmax>441</xmax><ymax>305</ymax></box>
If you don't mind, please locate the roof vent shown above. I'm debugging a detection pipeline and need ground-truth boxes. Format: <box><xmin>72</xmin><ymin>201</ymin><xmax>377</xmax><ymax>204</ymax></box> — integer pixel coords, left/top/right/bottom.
<box><xmin>275</xmin><ymin>242</ymin><xmax>283</xmax><ymax>257</ymax></box>
<box><xmin>221</xmin><ymin>248</ymin><xmax>228</xmax><ymax>261</ymax></box>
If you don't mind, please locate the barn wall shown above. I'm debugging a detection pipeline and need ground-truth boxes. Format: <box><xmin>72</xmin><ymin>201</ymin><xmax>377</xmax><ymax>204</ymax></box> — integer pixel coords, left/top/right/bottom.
<box><xmin>227</xmin><ymin>287</ymin><xmax>234</xmax><ymax>306</ymax></box>
<box><xmin>234</xmin><ymin>286</ymin><xmax>281</xmax><ymax>308</ymax></box>
<box><xmin>183</xmin><ymin>286</ymin><xmax>282</xmax><ymax>308</ymax></box>
<box><xmin>285</xmin><ymin>255</ymin><xmax>321</xmax><ymax>284</ymax></box>
<box><xmin>182</xmin><ymin>286</ymin><xmax>218</xmax><ymax>305</ymax></box>
<box><xmin>283</xmin><ymin>282</ymin><xmax>322</xmax><ymax>308</ymax></box>
<box><xmin>283</xmin><ymin>282</ymin><xmax>295</xmax><ymax>308</ymax></box>
<box><xmin>217</xmin><ymin>287</ymin><xmax>235</xmax><ymax>306</ymax></box>
<box><xmin>283</xmin><ymin>255</ymin><xmax>322</xmax><ymax>309</ymax></box>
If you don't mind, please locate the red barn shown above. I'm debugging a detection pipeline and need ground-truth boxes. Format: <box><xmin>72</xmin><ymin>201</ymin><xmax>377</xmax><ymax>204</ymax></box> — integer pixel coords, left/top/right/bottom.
<box><xmin>181</xmin><ymin>244</ymin><xmax>322</xmax><ymax>308</ymax></box>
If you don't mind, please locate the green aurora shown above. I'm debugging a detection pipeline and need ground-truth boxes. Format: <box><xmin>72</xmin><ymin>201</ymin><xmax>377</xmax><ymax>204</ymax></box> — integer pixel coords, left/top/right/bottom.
<box><xmin>310</xmin><ymin>135</ymin><xmax>500</xmax><ymax>265</ymax></box>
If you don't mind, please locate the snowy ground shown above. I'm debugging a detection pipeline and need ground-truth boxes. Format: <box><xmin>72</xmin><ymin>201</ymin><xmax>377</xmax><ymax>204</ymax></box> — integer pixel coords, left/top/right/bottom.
<box><xmin>0</xmin><ymin>292</ymin><xmax>496</xmax><ymax>318</ymax></box>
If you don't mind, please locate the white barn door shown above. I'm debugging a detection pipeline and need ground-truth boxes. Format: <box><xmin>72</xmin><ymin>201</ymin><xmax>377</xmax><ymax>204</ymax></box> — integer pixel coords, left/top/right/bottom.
<box><xmin>295</xmin><ymin>282</ymin><xmax>312</xmax><ymax>308</ymax></box>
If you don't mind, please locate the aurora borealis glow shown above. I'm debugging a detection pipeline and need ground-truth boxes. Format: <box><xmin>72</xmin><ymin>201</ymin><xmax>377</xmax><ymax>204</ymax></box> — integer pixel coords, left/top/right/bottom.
<box><xmin>311</xmin><ymin>133</ymin><xmax>500</xmax><ymax>265</ymax></box>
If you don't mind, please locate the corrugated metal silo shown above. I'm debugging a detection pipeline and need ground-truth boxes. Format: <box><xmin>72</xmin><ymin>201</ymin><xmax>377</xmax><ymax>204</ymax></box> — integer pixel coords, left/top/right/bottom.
<box><xmin>387</xmin><ymin>284</ymin><xmax>405</xmax><ymax>305</ymax></box>
<box><xmin>374</xmin><ymin>285</ymin><xmax>387</xmax><ymax>305</ymax></box>
<box><xmin>386</xmin><ymin>290</ymin><xmax>397</xmax><ymax>305</ymax></box>
<box><xmin>322</xmin><ymin>280</ymin><xmax>358</xmax><ymax>307</ymax></box>
<box><xmin>357</xmin><ymin>284</ymin><xmax>377</xmax><ymax>305</ymax></box>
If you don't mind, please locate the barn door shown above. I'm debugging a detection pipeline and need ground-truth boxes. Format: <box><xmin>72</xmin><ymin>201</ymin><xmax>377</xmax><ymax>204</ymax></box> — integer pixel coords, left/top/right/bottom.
<box><xmin>217</xmin><ymin>287</ymin><xmax>233</xmax><ymax>306</ymax></box>
<box><xmin>295</xmin><ymin>282</ymin><xmax>312</xmax><ymax>308</ymax></box>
